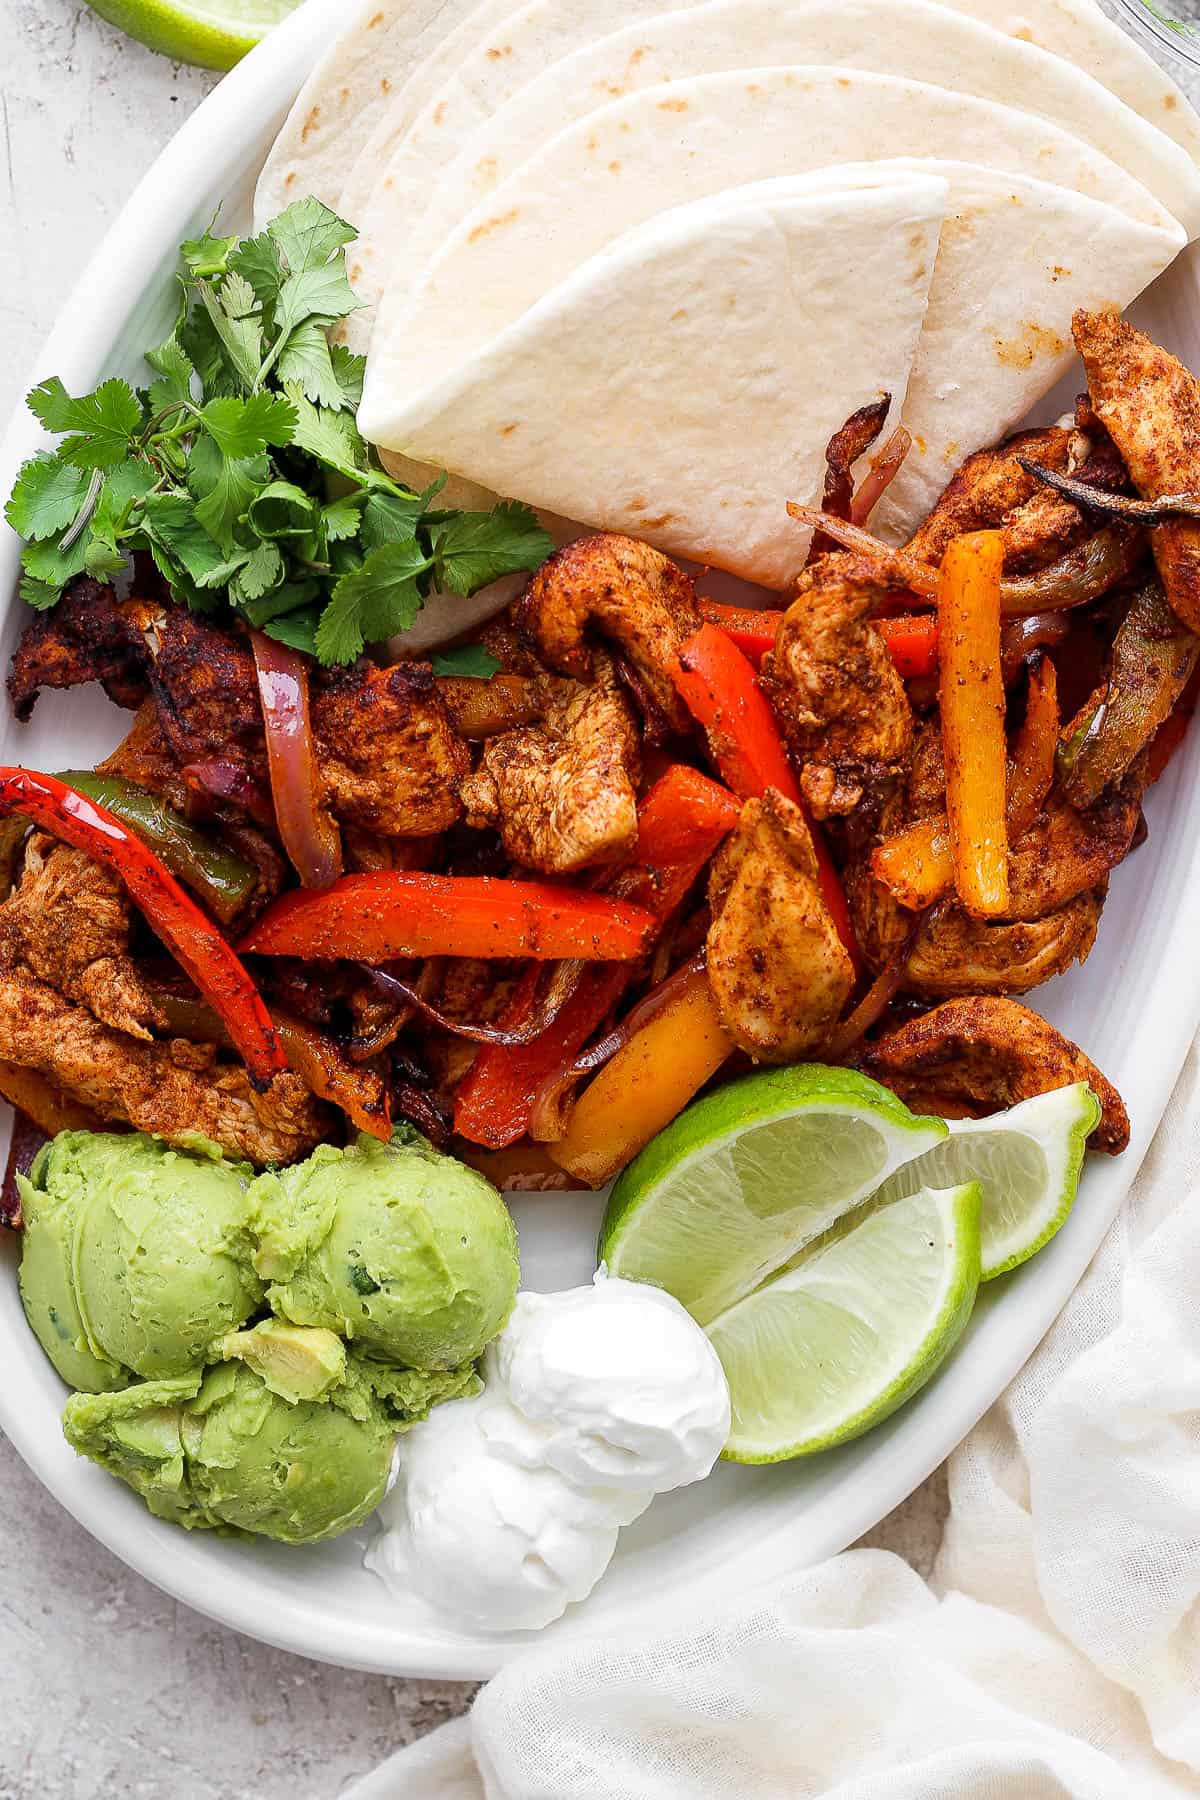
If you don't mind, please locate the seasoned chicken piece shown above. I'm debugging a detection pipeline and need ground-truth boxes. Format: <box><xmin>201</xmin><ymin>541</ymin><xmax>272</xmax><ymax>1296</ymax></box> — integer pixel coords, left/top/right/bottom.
<box><xmin>706</xmin><ymin>790</ymin><xmax>853</xmax><ymax>1061</ymax></box>
<box><xmin>96</xmin><ymin>701</ymin><xmax>192</xmax><ymax>815</ymax></box>
<box><xmin>460</xmin><ymin>659</ymin><xmax>640</xmax><ymax>873</ymax></box>
<box><xmin>809</xmin><ymin>395</ymin><xmax>891</xmax><ymax>560</ymax></box>
<box><xmin>145</xmin><ymin>608</ymin><xmax>270</xmax><ymax>814</ymax></box>
<box><xmin>1005</xmin><ymin>789</ymin><xmax>1140</xmax><ymax>922</ymax></box>
<box><xmin>1074</xmin><ymin>307</ymin><xmax>1200</xmax><ymax>631</ymax></box>
<box><xmin>761</xmin><ymin>553</ymin><xmax>913</xmax><ymax>818</ymax></box>
<box><xmin>311</xmin><ymin>661</ymin><xmax>468</xmax><ymax>837</ymax></box>
<box><xmin>856</xmin><ymin>995</ymin><xmax>1128</xmax><ymax>1152</ymax></box>
<box><xmin>516</xmin><ymin>534</ymin><xmax>700</xmax><ymax>732</ymax></box>
<box><xmin>902</xmin><ymin>891</ymin><xmax>1102</xmax><ymax>996</ymax></box>
<box><xmin>7</xmin><ymin>578</ymin><xmax>150</xmax><ymax>721</ymax></box>
<box><xmin>0</xmin><ymin>965</ymin><xmax>324</xmax><ymax>1164</ymax></box>
<box><xmin>0</xmin><ymin>835</ymin><xmax>164</xmax><ymax>1040</ymax></box>
<box><xmin>903</xmin><ymin>428</ymin><xmax>1072</xmax><ymax>566</ymax></box>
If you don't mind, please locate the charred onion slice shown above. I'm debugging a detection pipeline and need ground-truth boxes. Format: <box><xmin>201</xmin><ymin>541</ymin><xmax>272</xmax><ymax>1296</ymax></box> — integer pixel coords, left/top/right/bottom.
<box><xmin>825</xmin><ymin>907</ymin><xmax>937</xmax><ymax>1061</ymax></box>
<box><xmin>251</xmin><ymin>630</ymin><xmax>343</xmax><ymax>890</ymax></box>
<box><xmin>357</xmin><ymin>958</ymin><xmax>585</xmax><ymax>1046</ymax></box>
<box><xmin>1000</xmin><ymin>612</ymin><xmax>1071</xmax><ymax>684</ymax></box>
<box><xmin>181</xmin><ymin>758</ymin><xmax>275</xmax><ymax>830</ymax></box>
<box><xmin>272</xmin><ymin>1009</ymin><xmax>390</xmax><ymax>1141</ymax></box>
<box><xmin>1017</xmin><ymin>457</ymin><xmax>1200</xmax><ymax>525</ymax></box>
<box><xmin>528</xmin><ymin>952</ymin><xmax>707</xmax><ymax>1143</ymax></box>
<box><xmin>786</xmin><ymin>502</ymin><xmax>1144</xmax><ymax>616</ymax></box>
<box><xmin>850</xmin><ymin>426</ymin><xmax>913</xmax><ymax>524</ymax></box>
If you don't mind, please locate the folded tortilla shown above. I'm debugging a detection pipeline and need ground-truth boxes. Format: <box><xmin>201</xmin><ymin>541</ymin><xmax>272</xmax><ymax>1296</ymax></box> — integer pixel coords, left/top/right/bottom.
<box><xmin>343</xmin><ymin>0</ymin><xmax>1200</xmax><ymax>349</ymax></box>
<box><xmin>358</xmin><ymin>67</ymin><xmax>1185</xmax><ymax>540</ymax></box>
<box><xmin>372</xmin><ymin>171</ymin><xmax>946</xmax><ymax>590</ymax></box>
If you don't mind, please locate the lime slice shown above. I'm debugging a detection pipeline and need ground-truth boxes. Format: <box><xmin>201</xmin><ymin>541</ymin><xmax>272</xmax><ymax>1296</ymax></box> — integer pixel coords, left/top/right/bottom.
<box><xmin>713</xmin><ymin>1181</ymin><xmax>982</xmax><ymax>1462</ymax></box>
<box><xmin>85</xmin><ymin>0</ymin><xmax>300</xmax><ymax>70</ymax></box>
<box><xmin>867</xmin><ymin>1083</ymin><xmax>1100</xmax><ymax>1281</ymax></box>
<box><xmin>600</xmin><ymin>1066</ymin><xmax>947</xmax><ymax>1326</ymax></box>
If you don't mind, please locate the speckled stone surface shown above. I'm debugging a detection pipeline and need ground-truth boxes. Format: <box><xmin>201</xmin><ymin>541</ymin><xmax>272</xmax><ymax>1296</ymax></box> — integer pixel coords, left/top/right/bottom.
<box><xmin>0</xmin><ymin>4</ymin><xmax>947</xmax><ymax>1792</ymax></box>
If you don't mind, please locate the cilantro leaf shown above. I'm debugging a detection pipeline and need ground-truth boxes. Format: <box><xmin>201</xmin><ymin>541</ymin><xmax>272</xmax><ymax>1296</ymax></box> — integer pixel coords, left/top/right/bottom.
<box><xmin>261</xmin><ymin>610</ymin><xmax>320</xmax><ymax>656</ymax></box>
<box><xmin>229</xmin><ymin>230</ymin><xmax>284</xmax><ymax>305</ymax></box>
<box><xmin>315</xmin><ymin>539</ymin><xmax>431</xmax><ymax>665</ymax></box>
<box><xmin>241</xmin><ymin>579</ymin><xmax>321</xmax><ymax>627</ymax></box>
<box><xmin>188</xmin><ymin>435</ymin><xmax>270</xmax><ymax>552</ymax></box>
<box><xmin>18</xmin><ymin>575</ymin><xmax>65</xmax><ymax>611</ymax></box>
<box><xmin>197</xmin><ymin>271</ymin><xmax>262</xmax><ymax>391</ymax></box>
<box><xmin>284</xmin><ymin>385</ymin><xmax>367</xmax><ymax>476</ymax></box>
<box><xmin>231</xmin><ymin>538</ymin><xmax>285</xmax><ymax>603</ymax></box>
<box><xmin>145</xmin><ymin>335</ymin><xmax>196</xmax><ymax>413</ymax></box>
<box><xmin>247</xmin><ymin>480</ymin><xmax>316</xmax><ymax>540</ymax></box>
<box><xmin>179</xmin><ymin>302</ymin><xmax>238</xmax><ymax>398</ymax></box>
<box><xmin>330</xmin><ymin>343</ymin><xmax>366</xmax><ymax>409</ymax></box>
<box><xmin>322</xmin><ymin>493</ymin><xmax>363</xmax><ymax>542</ymax></box>
<box><xmin>431</xmin><ymin>644</ymin><xmax>503</xmax><ymax>679</ymax></box>
<box><xmin>198</xmin><ymin>392</ymin><xmax>296</xmax><ymax>460</ymax></box>
<box><xmin>4</xmin><ymin>454</ymin><xmax>93</xmax><ymax>540</ymax></box>
<box><xmin>21</xmin><ymin>532</ymin><xmax>88</xmax><ymax>591</ymax></box>
<box><xmin>268</xmin><ymin>198</ymin><xmax>356</xmax><ymax>276</ymax></box>
<box><xmin>360</xmin><ymin>490</ymin><xmax>425</xmax><ymax>551</ymax></box>
<box><xmin>181</xmin><ymin>228</ymin><xmax>238</xmax><ymax>280</ymax></box>
<box><xmin>141</xmin><ymin>492</ymin><xmax>230</xmax><ymax>585</ymax></box>
<box><xmin>27</xmin><ymin>377</ymin><xmax>143</xmax><ymax>470</ymax></box>
<box><xmin>277</xmin><ymin>319</ymin><xmax>345</xmax><ymax>410</ymax></box>
<box><xmin>275</xmin><ymin>263</ymin><xmax>362</xmax><ymax>338</ymax></box>
<box><xmin>430</xmin><ymin>501</ymin><xmax>552</xmax><ymax>597</ymax></box>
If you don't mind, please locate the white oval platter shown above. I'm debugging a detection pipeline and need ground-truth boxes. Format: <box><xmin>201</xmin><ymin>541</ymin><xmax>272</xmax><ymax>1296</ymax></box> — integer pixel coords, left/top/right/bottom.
<box><xmin>0</xmin><ymin>0</ymin><xmax>1197</xmax><ymax>1679</ymax></box>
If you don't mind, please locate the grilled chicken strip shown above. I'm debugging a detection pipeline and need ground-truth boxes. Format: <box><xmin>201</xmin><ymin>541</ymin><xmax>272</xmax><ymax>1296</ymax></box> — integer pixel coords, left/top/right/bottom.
<box><xmin>901</xmin><ymin>891</ymin><xmax>1102</xmax><ymax>997</ymax></box>
<box><xmin>0</xmin><ymin>966</ymin><xmax>324</xmax><ymax>1164</ymax></box>
<box><xmin>1074</xmin><ymin>307</ymin><xmax>1200</xmax><ymax>632</ymax></box>
<box><xmin>0</xmin><ymin>835</ymin><xmax>165</xmax><ymax>1041</ymax></box>
<box><xmin>761</xmin><ymin>552</ymin><xmax>913</xmax><ymax>818</ymax></box>
<box><xmin>706</xmin><ymin>790</ymin><xmax>853</xmax><ymax>1061</ymax></box>
<box><xmin>856</xmin><ymin>995</ymin><xmax>1128</xmax><ymax>1153</ymax></box>
<box><xmin>460</xmin><ymin>656</ymin><xmax>640</xmax><ymax>873</ymax></box>
<box><xmin>311</xmin><ymin>661</ymin><xmax>468</xmax><ymax>837</ymax></box>
<box><xmin>516</xmin><ymin>534</ymin><xmax>700</xmax><ymax>733</ymax></box>
<box><xmin>903</xmin><ymin>427</ymin><xmax>1073</xmax><ymax>566</ymax></box>
<box><xmin>7</xmin><ymin>577</ymin><xmax>149</xmax><ymax>721</ymax></box>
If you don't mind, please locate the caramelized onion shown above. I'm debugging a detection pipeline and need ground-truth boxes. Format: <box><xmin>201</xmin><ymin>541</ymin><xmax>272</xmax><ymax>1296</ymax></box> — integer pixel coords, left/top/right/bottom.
<box><xmin>528</xmin><ymin>952</ymin><xmax>706</xmax><ymax>1143</ymax></box>
<box><xmin>182</xmin><ymin>758</ymin><xmax>275</xmax><ymax>829</ymax></box>
<box><xmin>1017</xmin><ymin>457</ymin><xmax>1200</xmax><ymax>525</ymax></box>
<box><xmin>355</xmin><ymin>957</ymin><xmax>586</xmax><ymax>1047</ymax></box>
<box><xmin>1000</xmin><ymin>612</ymin><xmax>1072</xmax><ymax>683</ymax></box>
<box><xmin>786</xmin><ymin>503</ymin><xmax>937</xmax><ymax>594</ymax></box>
<box><xmin>825</xmin><ymin>909</ymin><xmax>937</xmax><ymax>1062</ymax></box>
<box><xmin>850</xmin><ymin>426</ymin><xmax>913</xmax><ymax>524</ymax></box>
<box><xmin>250</xmin><ymin>630</ymin><xmax>343</xmax><ymax>890</ymax></box>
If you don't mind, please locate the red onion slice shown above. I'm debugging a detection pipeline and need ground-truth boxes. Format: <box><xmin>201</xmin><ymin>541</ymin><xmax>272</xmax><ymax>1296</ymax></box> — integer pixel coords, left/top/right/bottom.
<box><xmin>250</xmin><ymin>630</ymin><xmax>343</xmax><ymax>890</ymax></box>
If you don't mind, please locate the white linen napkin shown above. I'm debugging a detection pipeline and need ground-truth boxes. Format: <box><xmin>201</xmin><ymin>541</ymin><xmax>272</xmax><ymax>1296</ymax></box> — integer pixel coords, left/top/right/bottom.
<box><xmin>349</xmin><ymin>1038</ymin><xmax>1200</xmax><ymax>1799</ymax></box>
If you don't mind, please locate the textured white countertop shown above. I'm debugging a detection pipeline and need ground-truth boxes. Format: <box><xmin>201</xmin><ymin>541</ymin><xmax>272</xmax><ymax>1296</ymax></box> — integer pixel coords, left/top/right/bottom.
<box><xmin>8</xmin><ymin>0</ymin><xmax>1133</xmax><ymax>1792</ymax></box>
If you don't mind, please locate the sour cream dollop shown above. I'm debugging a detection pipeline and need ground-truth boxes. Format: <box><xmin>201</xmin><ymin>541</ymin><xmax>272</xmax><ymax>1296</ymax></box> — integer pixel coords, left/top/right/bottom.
<box><xmin>367</xmin><ymin>1276</ymin><xmax>730</xmax><ymax>1631</ymax></box>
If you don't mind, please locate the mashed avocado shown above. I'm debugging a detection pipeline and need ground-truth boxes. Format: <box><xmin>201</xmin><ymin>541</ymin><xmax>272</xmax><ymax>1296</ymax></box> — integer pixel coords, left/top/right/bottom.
<box><xmin>18</xmin><ymin>1132</ymin><xmax>262</xmax><ymax>1390</ymax></box>
<box><xmin>251</xmin><ymin>1129</ymin><xmax>520</xmax><ymax>1369</ymax></box>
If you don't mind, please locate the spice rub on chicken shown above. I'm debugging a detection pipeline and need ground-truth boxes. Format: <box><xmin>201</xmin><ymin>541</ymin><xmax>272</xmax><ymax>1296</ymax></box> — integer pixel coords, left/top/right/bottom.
<box><xmin>706</xmin><ymin>790</ymin><xmax>853</xmax><ymax>1062</ymax></box>
<box><xmin>0</xmin><ymin>837</ymin><xmax>325</xmax><ymax>1165</ymax></box>
<box><xmin>460</xmin><ymin>655</ymin><xmax>641</xmax><ymax>873</ymax></box>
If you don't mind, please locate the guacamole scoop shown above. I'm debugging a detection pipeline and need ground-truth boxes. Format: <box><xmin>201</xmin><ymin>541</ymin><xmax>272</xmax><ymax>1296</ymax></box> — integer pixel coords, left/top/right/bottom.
<box><xmin>252</xmin><ymin>1130</ymin><xmax>519</xmax><ymax>1369</ymax></box>
<box><xmin>18</xmin><ymin>1131</ymin><xmax>262</xmax><ymax>1390</ymax></box>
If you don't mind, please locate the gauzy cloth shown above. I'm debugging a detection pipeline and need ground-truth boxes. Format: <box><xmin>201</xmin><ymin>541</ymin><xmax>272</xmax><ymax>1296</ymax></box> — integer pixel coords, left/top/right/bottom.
<box><xmin>348</xmin><ymin>1042</ymin><xmax>1200</xmax><ymax>1800</ymax></box>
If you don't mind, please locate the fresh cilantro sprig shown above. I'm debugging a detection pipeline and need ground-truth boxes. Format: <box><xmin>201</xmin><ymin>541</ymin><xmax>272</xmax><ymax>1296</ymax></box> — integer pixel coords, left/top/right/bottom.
<box><xmin>5</xmin><ymin>198</ymin><xmax>552</xmax><ymax>664</ymax></box>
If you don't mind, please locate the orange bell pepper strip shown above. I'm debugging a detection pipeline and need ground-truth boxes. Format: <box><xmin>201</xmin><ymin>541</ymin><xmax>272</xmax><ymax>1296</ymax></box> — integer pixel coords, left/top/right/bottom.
<box><xmin>872</xmin><ymin>655</ymin><xmax>1057</xmax><ymax>911</ymax></box>
<box><xmin>271</xmin><ymin>1010</ymin><xmax>391</xmax><ymax>1142</ymax></box>
<box><xmin>672</xmin><ymin>624</ymin><xmax>862</xmax><ymax>971</ymax></box>
<box><xmin>548</xmin><ymin>965</ymin><xmax>733</xmax><ymax>1187</ymax></box>
<box><xmin>0</xmin><ymin>768</ymin><xmax>285</xmax><ymax>1088</ymax></box>
<box><xmin>240</xmin><ymin>872</ymin><xmax>658</xmax><ymax>964</ymax></box>
<box><xmin>632</xmin><ymin>762</ymin><xmax>742</xmax><ymax>867</ymax></box>
<box><xmin>938</xmin><ymin>532</ymin><xmax>1010</xmax><ymax>918</ymax></box>
<box><xmin>0</xmin><ymin>1061</ymin><xmax>105</xmax><ymax>1140</ymax></box>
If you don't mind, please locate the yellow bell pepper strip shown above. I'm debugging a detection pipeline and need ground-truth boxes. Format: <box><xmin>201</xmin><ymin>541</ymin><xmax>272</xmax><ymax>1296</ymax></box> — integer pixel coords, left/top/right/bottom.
<box><xmin>0</xmin><ymin>768</ymin><xmax>286</xmax><ymax>1089</ymax></box>
<box><xmin>938</xmin><ymin>532</ymin><xmax>1010</xmax><ymax>918</ymax></box>
<box><xmin>271</xmin><ymin>1010</ymin><xmax>391</xmax><ymax>1143</ymax></box>
<box><xmin>548</xmin><ymin>965</ymin><xmax>733</xmax><ymax>1188</ymax></box>
<box><xmin>239</xmin><ymin>871</ymin><xmax>658</xmax><ymax>963</ymax></box>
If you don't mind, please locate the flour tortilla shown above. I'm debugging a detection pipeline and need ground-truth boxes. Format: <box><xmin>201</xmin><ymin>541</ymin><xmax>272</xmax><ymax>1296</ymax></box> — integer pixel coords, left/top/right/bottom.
<box><xmin>364</xmin><ymin>170</ymin><xmax>946</xmax><ymax>590</ymax></box>
<box><xmin>341</xmin><ymin>0</ymin><xmax>1200</xmax><ymax>349</ymax></box>
<box><xmin>253</xmin><ymin>0</ymin><xmax>516</xmax><ymax>228</ymax></box>
<box><xmin>366</xmin><ymin>154</ymin><xmax>1181</xmax><ymax>574</ymax></box>
<box><xmin>358</xmin><ymin>65</ymin><xmax>1185</xmax><ymax>532</ymax></box>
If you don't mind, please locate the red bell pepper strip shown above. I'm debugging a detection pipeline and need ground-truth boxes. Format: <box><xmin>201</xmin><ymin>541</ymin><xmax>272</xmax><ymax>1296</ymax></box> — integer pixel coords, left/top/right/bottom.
<box><xmin>0</xmin><ymin>768</ymin><xmax>285</xmax><ymax>1089</ymax></box>
<box><xmin>239</xmin><ymin>871</ymin><xmax>658</xmax><ymax>963</ymax></box>
<box><xmin>697</xmin><ymin>599</ymin><xmax>784</xmax><ymax>663</ymax></box>
<box><xmin>671</xmin><ymin>626</ymin><xmax>862</xmax><ymax>973</ymax></box>
<box><xmin>633</xmin><ymin>763</ymin><xmax>742</xmax><ymax>868</ymax></box>
<box><xmin>875</xmin><ymin>613</ymin><xmax>939</xmax><ymax>679</ymax></box>
<box><xmin>454</xmin><ymin>964</ymin><xmax>628</xmax><ymax>1149</ymax></box>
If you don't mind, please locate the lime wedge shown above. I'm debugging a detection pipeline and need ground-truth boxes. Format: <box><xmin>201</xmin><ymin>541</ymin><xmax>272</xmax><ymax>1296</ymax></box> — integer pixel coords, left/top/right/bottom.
<box><xmin>713</xmin><ymin>1182</ymin><xmax>982</xmax><ymax>1462</ymax></box>
<box><xmin>600</xmin><ymin>1066</ymin><xmax>947</xmax><ymax>1326</ymax></box>
<box><xmin>866</xmin><ymin>1083</ymin><xmax>1100</xmax><ymax>1280</ymax></box>
<box><xmin>85</xmin><ymin>0</ymin><xmax>300</xmax><ymax>70</ymax></box>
